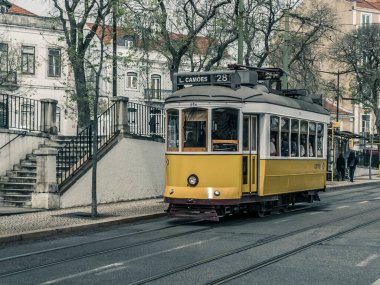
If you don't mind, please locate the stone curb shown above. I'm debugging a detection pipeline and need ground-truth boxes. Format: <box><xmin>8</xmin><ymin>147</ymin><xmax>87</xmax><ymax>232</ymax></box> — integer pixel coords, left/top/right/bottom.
<box><xmin>0</xmin><ymin>212</ymin><xmax>166</xmax><ymax>244</ymax></box>
<box><xmin>326</xmin><ymin>181</ymin><xmax>380</xmax><ymax>191</ymax></box>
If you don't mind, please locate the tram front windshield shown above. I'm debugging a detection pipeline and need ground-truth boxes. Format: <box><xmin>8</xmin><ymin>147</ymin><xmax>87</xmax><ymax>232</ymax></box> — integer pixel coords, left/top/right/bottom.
<box><xmin>183</xmin><ymin>108</ymin><xmax>207</xmax><ymax>150</ymax></box>
<box><xmin>212</xmin><ymin>108</ymin><xmax>239</xmax><ymax>151</ymax></box>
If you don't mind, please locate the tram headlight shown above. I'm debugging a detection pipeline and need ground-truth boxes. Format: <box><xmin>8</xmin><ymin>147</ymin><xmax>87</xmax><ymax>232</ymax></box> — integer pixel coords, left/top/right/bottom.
<box><xmin>214</xmin><ymin>191</ymin><xmax>220</xmax><ymax>196</ymax></box>
<box><xmin>187</xmin><ymin>174</ymin><xmax>199</xmax><ymax>186</ymax></box>
<box><xmin>169</xmin><ymin>189</ymin><xmax>174</xmax><ymax>195</ymax></box>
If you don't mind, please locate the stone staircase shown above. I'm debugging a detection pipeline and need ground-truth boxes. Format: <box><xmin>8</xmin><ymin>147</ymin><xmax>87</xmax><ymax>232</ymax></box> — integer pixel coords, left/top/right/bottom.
<box><xmin>0</xmin><ymin>136</ymin><xmax>73</xmax><ymax>207</ymax></box>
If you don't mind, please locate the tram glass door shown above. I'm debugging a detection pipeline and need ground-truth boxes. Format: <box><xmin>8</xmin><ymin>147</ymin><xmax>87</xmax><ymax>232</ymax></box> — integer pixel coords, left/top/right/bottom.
<box><xmin>242</xmin><ymin>115</ymin><xmax>258</xmax><ymax>193</ymax></box>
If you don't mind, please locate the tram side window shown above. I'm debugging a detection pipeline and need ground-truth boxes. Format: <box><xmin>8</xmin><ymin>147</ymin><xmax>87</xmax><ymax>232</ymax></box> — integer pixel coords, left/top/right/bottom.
<box><xmin>270</xmin><ymin>116</ymin><xmax>279</xmax><ymax>156</ymax></box>
<box><xmin>309</xmin><ymin>122</ymin><xmax>316</xmax><ymax>157</ymax></box>
<box><xmin>291</xmin><ymin>119</ymin><xmax>299</xmax><ymax>157</ymax></box>
<box><xmin>300</xmin><ymin>121</ymin><xmax>308</xmax><ymax>157</ymax></box>
<box><xmin>183</xmin><ymin>108</ymin><xmax>207</xmax><ymax>151</ymax></box>
<box><xmin>243</xmin><ymin>116</ymin><xmax>249</xmax><ymax>151</ymax></box>
<box><xmin>212</xmin><ymin>108</ymin><xmax>239</xmax><ymax>152</ymax></box>
<box><xmin>167</xmin><ymin>109</ymin><xmax>179</xmax><ymax>151</ymax></box>
<box><xmin>317</xmin><ymin>124</ymin><xmax>324</xmax><ymax>157</ymax></box>
<box><xmin>280</xmin><ymin>118</ymin><xmax>290</xmax><ymax>157</ymax></box>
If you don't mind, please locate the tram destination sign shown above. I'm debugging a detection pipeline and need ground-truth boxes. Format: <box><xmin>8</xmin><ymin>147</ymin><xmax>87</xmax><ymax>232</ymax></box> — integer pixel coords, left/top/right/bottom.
<box><xmin>174</xmin><ymin>71</ymin><xmax>240</xmax><ymax>91</ymax></box>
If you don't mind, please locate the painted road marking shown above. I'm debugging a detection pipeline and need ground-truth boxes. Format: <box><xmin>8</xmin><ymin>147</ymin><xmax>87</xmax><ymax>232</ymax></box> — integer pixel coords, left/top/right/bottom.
<box><xmin>41</xmin><ymin>239</ymin><xmax>216</xmax><ymax>283</ymax></box>
<box><xmin>336</xmin><ymin>205</ymin><xmax>350</xmax><ymax>209</ymax></box>
<box><xmin>41</xmin><ymin>263</ymin><xmax>124</xmax><ymax>284</ymax></box>
<box><xmin>358</xmin><ymin>201</ymin><xmax>369</xmax><ymax>204</ymax></box>
<box><xmin>274</xmin><ymin>219</ymin><xmax>291</xmax><ymax>224</ymax></box>
<box><xmin>372</xmin><ymin>277</ymin><xmax>380</xmax><ymax>285</ymax></box>
<box><xmin>374</xmin><ymin>197</ymin><xmax>380</xmax><ymax>200</ymax></box>
<box><xmin>356</xmin><ymin>254</ymin><xmax>378</xmax><ymax>267</ymax></box>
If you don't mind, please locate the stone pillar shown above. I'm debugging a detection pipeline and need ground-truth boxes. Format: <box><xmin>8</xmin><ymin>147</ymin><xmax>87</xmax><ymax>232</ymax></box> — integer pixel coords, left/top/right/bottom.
<box><xmin>31</xmin><ymin>148</ymin><xmax>60</xmax><ymax>209</ymax></box>
<box><xmin>110</xmin><ymin>96</ymin><xmax>129</xmax><ymax>133</ymax></box>
<box><xmin>40</xmin><ymin>99</ymin><xmax>58</xmax><ymax>135</ymax></box>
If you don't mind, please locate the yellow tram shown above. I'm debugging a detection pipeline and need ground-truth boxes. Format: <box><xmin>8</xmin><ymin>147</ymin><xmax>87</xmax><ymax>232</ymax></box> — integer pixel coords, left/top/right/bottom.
<box><xmin>163</xmin><ymin>66</ymin><xmax>330</xmax><ymax>221</ymax></box>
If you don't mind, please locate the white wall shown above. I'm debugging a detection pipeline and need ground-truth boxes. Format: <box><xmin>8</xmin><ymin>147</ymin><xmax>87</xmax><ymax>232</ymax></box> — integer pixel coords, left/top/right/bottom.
<box><xmin>60</xmin><ymin>137</ymin><xmax>165</xmax><ymax>208</ymax></box>
<box><xmin>0</xmin><ymin>130</ymin><xmax>46</xmax><ymax>176</ymax></box>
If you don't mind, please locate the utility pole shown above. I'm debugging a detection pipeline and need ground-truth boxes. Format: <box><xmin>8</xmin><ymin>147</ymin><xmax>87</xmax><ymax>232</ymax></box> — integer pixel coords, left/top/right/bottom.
<box><xmin>282</xmin><ymin>5</ymin><xmax>289</xmax><ymax>90</ymax></box>
<box><xmin>237</xmin><ymin>0</ymin><xmax>244</xmax><ymax>64</ymax></box>
<box><xmin>112</xmin><ymin>0</ymin><xmax>117</xmax><ymax>97</ymax></box>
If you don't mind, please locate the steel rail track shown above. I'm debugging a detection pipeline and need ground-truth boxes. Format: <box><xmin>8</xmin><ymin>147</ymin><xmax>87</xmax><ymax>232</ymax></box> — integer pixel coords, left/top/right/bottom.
<box><xmin>2</xmin><ymin>183</ymin><xmax>377</xmax><ymax>264</ymax></box>
<box><xmin>127</xmin><ymin>204</ymin><xmax>380</xmax><ymax>285</ymax></box>
<box><xmin>0</xmin><ymin>226</ymin><xmax>214</xmax><ymax>278</ymax></box>
<box><xmin>0</xmin><ymin>186</ymin><xmax>377</xmax><ymax>279</ymax></box>
<box><xmin>0</xmin><ymin>219</ymin><xmax>203</xmax><ymax>263</ymax></box>
<box><xmin>206</xmin><ymin>218</ymin><xmax>379</xmax><ymax>285</ymax></box>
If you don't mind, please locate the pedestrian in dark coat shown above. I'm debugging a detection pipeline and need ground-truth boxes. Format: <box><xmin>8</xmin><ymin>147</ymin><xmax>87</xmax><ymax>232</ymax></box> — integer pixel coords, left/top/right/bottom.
<box><xmin>347</xmin><ymin>151</ymin><xmax>358</xmax><ymax>182</ymax></box>
<box><xmin>336</xmin><ymin>153</ymin><xmax>346</xmax><ymax>181</ymax></box>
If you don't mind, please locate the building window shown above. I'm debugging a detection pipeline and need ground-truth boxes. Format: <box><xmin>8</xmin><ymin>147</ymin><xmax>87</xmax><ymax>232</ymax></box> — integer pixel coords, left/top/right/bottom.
<box><xmin>117</xmin><ymin>36</ymin><xmax>135</xmax><ymax>49</ymax></box>
<box><xmin>48</xmin><ymin>48</ymin><xmax>61</xmax><ymax>77</ymax></box>
<box><xmin>150</xmin><ymin>74</ymin><xmax>161</xmax><ymax>99</ymax></box>
<box><xmin>0</xmin><ymin>43</ymin><xmax>8</xmax><ymax>73</ymax></box>
<box><xmin>362</xmin><ymin>114</ymin><xmax>370</xmax><ymax>138</ymax></box>
<box><xmin>361</xmin><ymin>13</ymin><xmax>371</xmax><ymax>26</ymax></box>
<box><xmin>21</xmin><ymin>46</ymin><xmax>35</xmax><ymax>74</ymax></box>
<box><xmin>126</xmin><ymin>72</ymin><xmax>137</xmax><ymax>89</ymax></box>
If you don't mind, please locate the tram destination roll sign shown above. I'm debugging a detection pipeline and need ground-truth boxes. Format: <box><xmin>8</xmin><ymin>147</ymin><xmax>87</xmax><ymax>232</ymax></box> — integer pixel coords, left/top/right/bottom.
<box><xmin>174</xmin><ymin>71</ymin><xmax>241</xmax><ymax>90</ymax></box>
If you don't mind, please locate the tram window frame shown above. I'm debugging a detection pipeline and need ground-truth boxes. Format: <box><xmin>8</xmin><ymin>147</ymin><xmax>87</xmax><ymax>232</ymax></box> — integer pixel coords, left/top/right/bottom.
<box><xmin>300</xmin><ymin>120</ymin><xmax>308</xmax><ymax>157</ymax></box>
<box><xmin>182</xmin><ymin>108</ymin><xmax>208</xmax><ymax>152</ymax></box>
<box><xmin>270</xmin><ymin>116</ymin><xmax>279</xmax><ymax>156</ymax></box>
<box><xmin>317</xmin><ymin>123</ymin><xmax>324</xmax><ymax>157</ymax></box>
<box><xmin>290</xmin><ymin>119</ymin><xmax>299</xmax><ymax>157</ymax></box>
<box><xmin>280</xmin><ymin>118</ymin><xmax>290</xmax><ymax>157</ymax></box>
<box><xmin>166</xmin><ymin>109</ymin><xmax>179</xmax><ymax>151</ymax></box>
<box><xmin>211</xmin><ymin>108</ymin><xmax>239</xmax><ymax>152</ymax></box>
<box><xmin>309</xmin><ymin>122</ymin><xmax>316</xmax><ymax>157</ymax></box>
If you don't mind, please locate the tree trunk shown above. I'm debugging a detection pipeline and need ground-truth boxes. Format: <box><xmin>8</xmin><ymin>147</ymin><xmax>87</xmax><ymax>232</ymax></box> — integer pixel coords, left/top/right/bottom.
<box><xmin>73</xmin><ymin>62</ymin><xmax>91</xmax><ymax>131</ymax></box>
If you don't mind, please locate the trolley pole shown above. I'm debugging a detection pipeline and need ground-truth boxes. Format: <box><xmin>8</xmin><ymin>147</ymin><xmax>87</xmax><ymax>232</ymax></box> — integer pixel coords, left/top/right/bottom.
<box><xmin>282</xmin><ymin>5</ymin><xmax>289</xmax><ymax>90</ymax></box>
<box><xmin>237</xmin><ymin>0</ymin><xmax>244</xmax><ymax>64</ymax></box>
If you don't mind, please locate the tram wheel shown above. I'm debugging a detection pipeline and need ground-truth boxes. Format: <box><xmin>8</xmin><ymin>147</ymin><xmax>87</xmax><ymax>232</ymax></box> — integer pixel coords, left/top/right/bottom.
<box><xmin>257</xmin><ymin>210</ymin><xmax>271</xmax><ymax>218</ymax></box>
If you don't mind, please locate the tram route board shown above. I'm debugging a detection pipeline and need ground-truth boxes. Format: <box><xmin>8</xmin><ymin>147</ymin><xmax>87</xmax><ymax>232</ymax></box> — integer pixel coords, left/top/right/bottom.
<box><xmin>174</xmin><ymin>71</ymin><xmax>241</xmax><ymax>90</ymax></box>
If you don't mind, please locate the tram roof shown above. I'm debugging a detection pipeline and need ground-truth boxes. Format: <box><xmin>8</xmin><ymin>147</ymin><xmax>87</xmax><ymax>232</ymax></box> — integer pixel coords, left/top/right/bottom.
<box><xmin>166</xmin><ymin>85</ymin><xmax>330</xmax><ymax>115</ymax></box>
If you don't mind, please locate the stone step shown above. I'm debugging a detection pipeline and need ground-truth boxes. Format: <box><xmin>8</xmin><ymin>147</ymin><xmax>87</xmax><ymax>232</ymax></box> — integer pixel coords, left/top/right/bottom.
<box><xmin>1</xmin><ymin>200</ymin><xmax>32</xmax><ymax>207</ymax></box>
<box><xmin>0</xmin><ymin>181</ymin><xmax>35</xmax><ymax>189</ymax></box>
<box><xmin>2</xmin><ymin>193</ymin><xmax>31</xmax><ymax>199</ymax></box>
<box><xmin>6</xmin><ymin>170</ymin><xmax>37</xmax><ymax>177</ymax></box>
<box><xmin>0</xmin><ymin>188</ymin><xmax>34</xmax><ymax>193</ymax></box>
<box><xmin>14</xmin><ymin>164</ymin><xmax>37</xmax><ymax>171</ymax></box>
<box><xmin>6</xmin><ymin>176</ymin><xmax>36</xmax><ymax>183</ymax></box>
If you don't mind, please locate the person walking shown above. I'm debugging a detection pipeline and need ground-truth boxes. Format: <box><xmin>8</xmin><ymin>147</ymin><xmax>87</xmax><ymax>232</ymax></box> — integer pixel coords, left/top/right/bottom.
<box><xmin>347</xmin><ymin>151</ymin><xmax>358</xmax><ymax>182</ymax></box>
<box><xmin>336</xmin><ymin>153</ymin><xmax>346</xmax><ymax>181</ymax></box>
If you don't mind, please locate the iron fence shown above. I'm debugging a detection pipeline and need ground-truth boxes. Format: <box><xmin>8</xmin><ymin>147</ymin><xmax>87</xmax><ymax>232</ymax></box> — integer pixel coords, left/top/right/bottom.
<box><xmin>57</xmin><ymin>103</ymin><xmax>118</xmax><ymax>186</ymax></box>
<box><xmin>127</xmin><ymin>102</ymin><xmax>165</xmax><ymax>138</ymax></box>
<box><xmin>0</xmin><ymin>94</ymin><xmax>43</xmax><ymax>131</ymax></box>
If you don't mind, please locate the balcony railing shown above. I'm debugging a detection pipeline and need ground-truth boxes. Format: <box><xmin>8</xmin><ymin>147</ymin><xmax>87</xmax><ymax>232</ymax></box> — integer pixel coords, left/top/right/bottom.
<box><xmin>144</xmin><ymin>88</ymin><xmax>172</xmax><ymax>101</ymax></box>
<box><xmin>0</xmin><ymin>94</ymin><xmax>42</xmax><ymax>131</ymax></box>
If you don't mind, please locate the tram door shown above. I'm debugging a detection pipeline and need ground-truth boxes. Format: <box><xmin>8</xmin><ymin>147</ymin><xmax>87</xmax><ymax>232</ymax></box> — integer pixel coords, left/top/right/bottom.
<box><xmin>242</xmin><ymin>115</ymin><xmax>258</xmax><ymax>193</ymax></box>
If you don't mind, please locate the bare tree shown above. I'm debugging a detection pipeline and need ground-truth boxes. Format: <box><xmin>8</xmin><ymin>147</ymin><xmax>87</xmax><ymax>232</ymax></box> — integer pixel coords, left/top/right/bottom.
<box><xmin>265</xmin><ymin>1</ymin><xmax>336</xmax><ymax>95</ymax></box>
<box><xmin>51</xmin><ymin>0</ymin><xmax>113</xmax><ymax>129</ymax></box>
<box><xmin>122</xmin><ymin>0</ymin><xmax>236</xmax><ymax>83</ymax></box>
<box><xmin>331</xmin><ymin>24</ymin><xmax>380</xmax><ymax>134</ymax></box>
